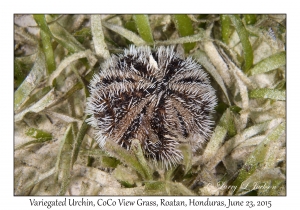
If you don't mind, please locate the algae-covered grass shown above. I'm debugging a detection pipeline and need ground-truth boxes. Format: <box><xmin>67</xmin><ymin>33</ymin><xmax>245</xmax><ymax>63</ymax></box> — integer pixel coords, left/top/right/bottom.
<box><xmin>14</xmin><ymin>14</ymin><xmax>286</xmax><ymax>195</ymax></box>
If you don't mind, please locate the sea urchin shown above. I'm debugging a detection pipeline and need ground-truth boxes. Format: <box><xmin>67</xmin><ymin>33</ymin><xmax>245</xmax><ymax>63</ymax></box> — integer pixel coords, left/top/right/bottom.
<box><xmin>86</xmin><ymin>45</ymin><xmax>217</xmax><ymax>168</ymax></box>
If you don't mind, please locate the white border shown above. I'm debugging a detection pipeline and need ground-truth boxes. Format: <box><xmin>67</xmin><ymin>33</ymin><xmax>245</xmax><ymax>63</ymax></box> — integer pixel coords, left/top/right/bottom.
<box><xmin>4</xmin><ymin>1</ymin><xmax>298</xmax><ymax>209</ymax></box>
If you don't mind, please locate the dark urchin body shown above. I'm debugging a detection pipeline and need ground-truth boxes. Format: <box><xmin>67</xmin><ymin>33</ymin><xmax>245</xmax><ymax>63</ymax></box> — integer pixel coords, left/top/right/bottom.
<box><xmin>86</xmin><ymin>45</ymin><xmax>217</xmax><ymax>168</ymax></box>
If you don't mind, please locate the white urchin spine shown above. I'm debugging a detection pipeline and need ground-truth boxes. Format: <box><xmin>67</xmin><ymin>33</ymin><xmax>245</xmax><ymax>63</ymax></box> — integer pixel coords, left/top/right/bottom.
<box><xmin>86</xmin><ymin>45</ymin><xmax>217</xmax><ymax>169</ymax></box>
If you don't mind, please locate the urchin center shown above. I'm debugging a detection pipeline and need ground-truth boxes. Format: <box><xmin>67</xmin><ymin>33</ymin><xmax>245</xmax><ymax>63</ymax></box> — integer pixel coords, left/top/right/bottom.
<box><xmin>156</xmin><ymin>81</ymin><xmax>167</xmax><ymax>92</ymax></box>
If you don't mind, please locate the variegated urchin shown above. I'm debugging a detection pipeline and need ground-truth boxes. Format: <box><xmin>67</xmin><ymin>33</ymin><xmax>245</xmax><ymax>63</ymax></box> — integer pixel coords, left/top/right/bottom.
<box><xmin>86</xmin><ymin>45</ymin><xmax>217</xmax><ymax>168</ymax></box>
